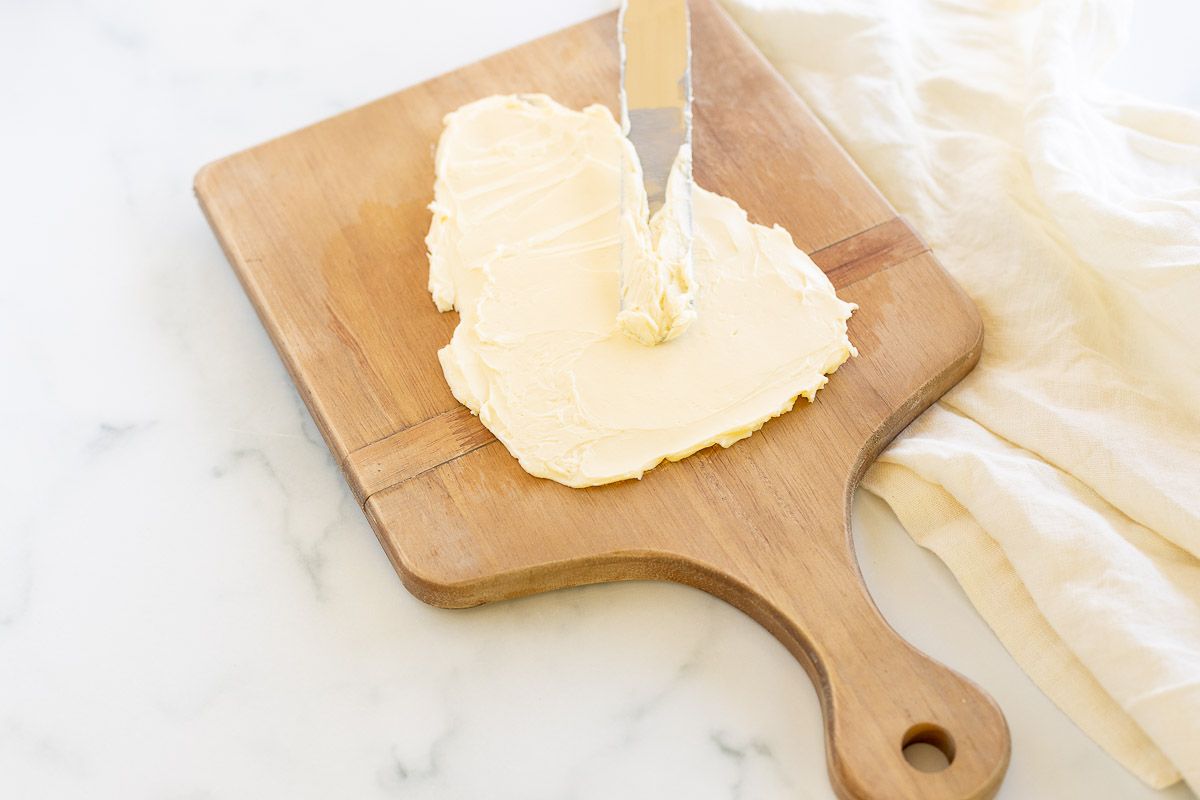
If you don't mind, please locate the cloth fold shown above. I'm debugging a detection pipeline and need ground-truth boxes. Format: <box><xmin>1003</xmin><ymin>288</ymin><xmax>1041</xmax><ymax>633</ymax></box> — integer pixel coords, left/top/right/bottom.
<box><xmin>719</xmin><ymin>0</ymin><xmax>1200</xmax><ymax>790</ymax></box>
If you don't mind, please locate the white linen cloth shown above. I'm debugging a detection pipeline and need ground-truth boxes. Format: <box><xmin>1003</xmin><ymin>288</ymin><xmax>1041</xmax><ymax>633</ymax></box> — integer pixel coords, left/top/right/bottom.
<box><xmin>719</xmin><ymin>0</ymin><xmax>1200</xmax><ymax>790</ymax></box>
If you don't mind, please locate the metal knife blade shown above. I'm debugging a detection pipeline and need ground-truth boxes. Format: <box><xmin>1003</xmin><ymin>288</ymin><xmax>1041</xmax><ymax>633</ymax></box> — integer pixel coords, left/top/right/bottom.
<box><xmin>619</xmin><ymin>0</ymin><xmax>692</xmax><ymax>218</ymax></box>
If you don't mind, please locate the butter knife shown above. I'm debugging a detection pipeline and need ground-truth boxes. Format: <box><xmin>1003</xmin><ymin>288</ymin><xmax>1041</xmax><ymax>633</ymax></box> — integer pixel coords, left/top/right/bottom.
<box><xmin>619</xmin><ymin>0</ymin><xmax>692</xmax><ymax>218</ymax></box>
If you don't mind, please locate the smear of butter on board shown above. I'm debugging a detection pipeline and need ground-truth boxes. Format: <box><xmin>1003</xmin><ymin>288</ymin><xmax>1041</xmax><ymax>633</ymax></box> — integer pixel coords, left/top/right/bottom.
<box><xmin>426</xmin><ymin>94</ymin><xmax>857</xmax><ymax>488</ymax></box>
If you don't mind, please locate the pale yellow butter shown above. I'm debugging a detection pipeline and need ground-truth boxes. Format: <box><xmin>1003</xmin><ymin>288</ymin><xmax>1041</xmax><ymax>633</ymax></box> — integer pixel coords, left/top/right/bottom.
<box><xmin>426</xmin><ymin>94</ymin><xmax>857</xmax><ymax>488</ymax></box>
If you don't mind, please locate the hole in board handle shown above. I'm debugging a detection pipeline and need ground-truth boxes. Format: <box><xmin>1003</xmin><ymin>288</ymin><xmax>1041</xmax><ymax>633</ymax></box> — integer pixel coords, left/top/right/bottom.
<box><xmin>902</xmin><ymin>723</ymin><xmax>955</xmax><ymax>773</ymax></box>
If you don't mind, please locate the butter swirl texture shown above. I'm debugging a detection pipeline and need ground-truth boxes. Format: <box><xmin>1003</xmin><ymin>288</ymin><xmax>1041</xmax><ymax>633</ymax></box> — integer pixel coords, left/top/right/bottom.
<box><xmin>426</xmin><ymin>94</ymin><xmax>857</xmax><ymax>488</ymax></box>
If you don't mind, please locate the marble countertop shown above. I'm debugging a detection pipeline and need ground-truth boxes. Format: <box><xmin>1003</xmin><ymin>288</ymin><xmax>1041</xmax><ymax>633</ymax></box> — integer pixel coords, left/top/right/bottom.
<box><xmin>2</xmin><ymin>1</ymin><xmax>1195</xmax><ymax>797</ymax></box>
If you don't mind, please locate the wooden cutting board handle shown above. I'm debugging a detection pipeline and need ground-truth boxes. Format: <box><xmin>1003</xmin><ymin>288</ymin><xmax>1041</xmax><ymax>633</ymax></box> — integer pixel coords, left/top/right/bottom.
<box><xmin>690</xmin><ymin>493</ymin><xmax>1011</xmax><ymax>800</ymax></box>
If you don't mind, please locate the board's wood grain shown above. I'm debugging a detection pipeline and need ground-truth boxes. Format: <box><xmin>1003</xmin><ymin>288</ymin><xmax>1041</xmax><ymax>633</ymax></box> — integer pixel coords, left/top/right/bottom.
<box><xmin>195</xmin><ymin>1</ymin><xmax>1009</xmax><ymax>798</ymax></box>
<box><xmin>342</xmin><ymin>406</ymin><xmax>493</xmax><ymax>505</ymax></box>
<box><xmin>817</xmin><ymin>217</ymin><xmax>930</xmax><ymax>288</ymax></box>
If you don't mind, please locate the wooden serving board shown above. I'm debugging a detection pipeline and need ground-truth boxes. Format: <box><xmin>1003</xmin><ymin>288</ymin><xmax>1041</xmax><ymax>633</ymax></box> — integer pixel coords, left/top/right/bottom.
<box><xmin>195</xmin><ymin>1</ymin><xmax>1009</xmax><ymax>797</ymax></box>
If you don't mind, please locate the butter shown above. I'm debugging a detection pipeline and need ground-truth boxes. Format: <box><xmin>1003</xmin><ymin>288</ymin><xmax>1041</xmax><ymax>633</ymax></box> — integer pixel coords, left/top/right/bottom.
<box><xmin>426</xmin><ymin>94</ymin><xmax>857</xmax><ymax>488</ymax></box>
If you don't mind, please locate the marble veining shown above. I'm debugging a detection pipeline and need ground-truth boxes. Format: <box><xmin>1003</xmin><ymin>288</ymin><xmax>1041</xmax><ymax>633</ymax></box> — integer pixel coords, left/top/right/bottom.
<box><xmin>86</xmin><ymin>421</ymin><xmax>157</xmax><ymax>457</ymax></box>
<box><xmin>1</xmin><ymin>0</ymin><xmax>1194</xmax><ymax>798</ymax></box>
